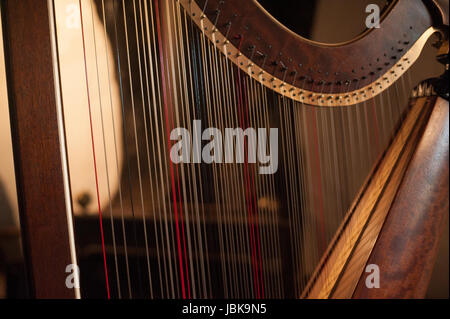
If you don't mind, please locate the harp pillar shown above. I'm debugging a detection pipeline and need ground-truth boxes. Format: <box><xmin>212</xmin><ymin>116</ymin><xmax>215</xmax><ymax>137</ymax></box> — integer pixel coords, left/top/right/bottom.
<box><xmin>1</xmin><ymin>0</ymin><xmax>77</xmax><ymax>298</ymax></box>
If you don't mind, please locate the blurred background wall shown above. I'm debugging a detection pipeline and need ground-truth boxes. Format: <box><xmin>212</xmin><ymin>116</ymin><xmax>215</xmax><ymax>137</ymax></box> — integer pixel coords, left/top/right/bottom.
<box><xmin>0</xmin><ymin>3</ymin><xmax>27</xmax><ymax>298</ymax></box>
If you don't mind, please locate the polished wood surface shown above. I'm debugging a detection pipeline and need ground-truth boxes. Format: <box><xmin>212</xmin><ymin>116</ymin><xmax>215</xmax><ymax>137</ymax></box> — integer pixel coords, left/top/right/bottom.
<box><xmin>331</xmin><ymin>97</ymin><xmax>436</xmax><ymax>298</ymax></box>
<box><xmin>353</xmin><ymin>97</ymin><xmax>449</xmax><ymax>298</ymax></box>
<box><xmin>181</xmin><ymin>0</ymin><xmax>439</xmax><ymax>107</ymax></box>
<box><xmin>1</xmin><ymin>0</ymin><xmax>75</xmax><ymax>298</ymax></box>
<box><xmin>302</xmin><ymin>96</ymin><xmax>435</xmax><ymax>298</ymax></box>
<box><xmin>193</xmin><ymin>0</ymin><xmax>435</xmax><ymax>93</ymax></box>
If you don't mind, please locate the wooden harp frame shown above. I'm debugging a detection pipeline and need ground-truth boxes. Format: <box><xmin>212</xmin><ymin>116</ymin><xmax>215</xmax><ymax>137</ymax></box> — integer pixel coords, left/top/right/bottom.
<box><xmin>1</xmin><ymin>0</ymin><xmax>448</xmax><ymax>298</ymax></box>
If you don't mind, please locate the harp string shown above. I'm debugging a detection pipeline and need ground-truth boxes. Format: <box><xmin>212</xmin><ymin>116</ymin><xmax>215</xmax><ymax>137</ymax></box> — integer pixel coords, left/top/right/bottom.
<box><xmin>236</xmin><ymin>62</ymin><xmax>259</xmax><ymax>298</ymax></box>
<box><xmin>170</xmin><ymin>0</ymin><xmax>194</xmax><ymax>299</ymax></box>
<box><xmin>245</xmin><ymin>72</ymin><xmax>264</xmax><ymax>299</ymax></box>
<box><xmin>283</xmin><ymin>95</ymin><xmax>301</xmax><ymax>295</ymax></box>
<box><xmin>147</xmin><ymin>0</ymin><xmax>177</xmax><ymax>298</ymax></box>
<box><xmin>133</xmin><ymin>0</ymin><xmax>163</xmax><ymax>298</ymax></box>
<box><xmin>226</xmin><ymin>40</ymin><xmax>252</xmax><ymax>299</ymax></box>
<box><xmin>73</xmin><ymin>0</ymin><xmax>418</xmax><ymax>299</ymax></box>
<box><xmin>100</xmin><ymin>0</ymin><xmax>133</xmax><ymax>299</ymax></box>
<box><xmin>162</xmin><ymin>0</ymin><xmax>190</xmax><ymax>299</ymax></box>
<box><xmin>184</xmin><ymin>1</ymin><xmax>212</xmax><ymax>298</ymax></box>
<box><xmin>78</xmin><ymin>0</ymin><xmax>111</xmax><ymax>298</ymax></box>
<box><xmin>171</xmin><ymin>0</ymin><xmax>197</xmax><ymax>298</ymax></box>
<box><xmin>113</xmin><ymin>0</ymin><xmax>143</xmax><ymax>298</ymax></box>
<box><xmin>173</xmin><ymin>0</ymin><xmax>202</xmax><ymax>298</ymax></box>
<box><xmin>88</xmin><ymin>0</ymin><xmax>121</xmax><ymax>297</ymax></box>
<box><xmin>154</xmin><ymin>0</ymin><xmax>189</xmax><ymax>299</ymax></box>
<box><xmin>249</xmin><ymin>75</ymin><xmax>266</xmax><ymax>299</ymax></box>
<box><xmin>318</xmin><ymin>82</ymin><xmax>337</xmax><ymax>294</ymax></box>
<box><xmin>191</xmin><ymin>1</ymin><xmax>214</xmax><ymax>298</ymax></box>
<box><xmin>120</xmin><ymin>0</ymin><xmax>145</xmax><ymax>297</ymax></box>
<box><xmin>210</xmin><ymin>30</ymin><xmax>232</xmax><ymax>298</ymax></box>
<box><xmin>136</xmin><ymin>0</ymin><xmax>163</xmax><ymax>298</ymax></box>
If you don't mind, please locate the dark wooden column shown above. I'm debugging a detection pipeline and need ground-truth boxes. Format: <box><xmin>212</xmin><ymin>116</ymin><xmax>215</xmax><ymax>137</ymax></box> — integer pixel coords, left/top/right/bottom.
<box><xmin>1</xmin><ymin>0</ymin><xmax>76</xmax><ymax>298</ymax></box>
<box><xmin>353</xmin><ymin>97</ymin><xmax>449</xmax><ymax>298</ymax></box>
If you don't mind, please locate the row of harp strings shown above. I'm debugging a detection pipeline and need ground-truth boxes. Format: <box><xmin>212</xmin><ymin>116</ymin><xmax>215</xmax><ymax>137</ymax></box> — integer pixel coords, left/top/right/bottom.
<box><xmin>73</xmin><ymin>0</ymin><xmax>414</xmax><ymax>298</ymax></box>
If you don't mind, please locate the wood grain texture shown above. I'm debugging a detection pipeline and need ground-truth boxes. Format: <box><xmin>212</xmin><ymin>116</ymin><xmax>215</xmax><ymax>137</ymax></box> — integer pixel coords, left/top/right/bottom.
<box><xmin>182</xmin><ymin>0</ymin><xmax>438</xmax><ymax>107</ymax></box>
<box><xmin>302</xmin><ymin>96</ymin><xmax>430</xmax><ymax>298</ymax></box>
<box><xmin>331</xmin><ymin>97</ymin><xmax>436</xmax><ymax>298</ymax></box>
<box><xmin>353</xmin><ymin>97</ymin><xmax>449</xmax><ymax>298</ymax></box>
<box><xmin>193</xmin><ymin>0</ymin><xmax>434</xmax><ymax>93</ymax></box>
<box><xmin>1</xmin><ymin>0</ymin><xmax>75</xmax><ymax>298</ymax></box>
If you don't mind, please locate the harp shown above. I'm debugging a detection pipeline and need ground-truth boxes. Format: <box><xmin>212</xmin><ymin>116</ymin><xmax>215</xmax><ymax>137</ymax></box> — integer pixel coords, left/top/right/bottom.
<box><xmin>1</xmin><ymin>0</ymin><xmax>448</xmax><ymax>299</ymax></box>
